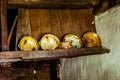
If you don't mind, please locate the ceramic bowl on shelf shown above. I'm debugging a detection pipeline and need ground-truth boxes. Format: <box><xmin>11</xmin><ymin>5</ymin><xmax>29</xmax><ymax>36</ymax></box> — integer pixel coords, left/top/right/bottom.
<box><xmin>63</xmin><ymin>34</ymin><xmax>83</xmax><ymax>48</ymax></box>
<box><xmin>82</xmin><ymin>32</ymin><xmax>101</xmax><ymax>47</ymax></box>
<box><xmin>39</xmin><ymin>34</ymin><xmax>60</xmax><ymax>50</ymax></box>
<box><xmin>18</xmin><ymin>36</ymin><xmax>39</xmax><ymax>51</ymax></box>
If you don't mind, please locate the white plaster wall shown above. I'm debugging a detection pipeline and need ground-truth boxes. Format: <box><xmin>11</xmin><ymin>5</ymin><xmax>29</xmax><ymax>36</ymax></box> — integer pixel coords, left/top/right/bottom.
<box><xmin>95</xmin><ymin>5</ymin><xmax>120</xmax><ymax>80</ymax></box>
<box><xmin>60</xmin><ymin>5</ymin><xmax>120</xmax><ymax>80</ymax></box>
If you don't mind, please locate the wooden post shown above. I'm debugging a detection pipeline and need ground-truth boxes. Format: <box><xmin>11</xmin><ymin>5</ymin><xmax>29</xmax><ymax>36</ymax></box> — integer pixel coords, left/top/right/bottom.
<box><xmin>0</xmin><ymin>0</ymin><xmax>9</xmax><ymax>51</ymax></box>
<box><xmin>0</xmin><ymin>0</ymin><xmax>11</xmax><ymax>67</ymax></box>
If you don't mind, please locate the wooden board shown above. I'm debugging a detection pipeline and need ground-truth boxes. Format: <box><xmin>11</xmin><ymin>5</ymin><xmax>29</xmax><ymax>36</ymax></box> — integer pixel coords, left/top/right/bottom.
<box><xmin>16</xmin><ymin>8</ymin><xmax>31</xmax><ymax>50</ymax></box>
<box><xmin>11</xmin><ymin>60</ymin><xmax>51</xmax><ymax>80</ymax></box>
<box><xmin>29</xmin><ymin>9</ymin><xmax>42</xmax><ymax>41</ymax></box>
<box><xmin>0</xmin><ymin>47</ymin><xmax>110</xmax><ymax>61</ymax></box>
<box><xmin>49</xmin><ymin>9</ymin><xmax>62</xmax><ymax>39</ymax></box>
<box><xmin>7</xmin><ymin>0</ymin><xmax>100</xmax><ymax>9</ymax></box>
<box><xmin>0</xmin><ymin>68</ymin><xmax>34</xmax><ymax>80</ymax></box>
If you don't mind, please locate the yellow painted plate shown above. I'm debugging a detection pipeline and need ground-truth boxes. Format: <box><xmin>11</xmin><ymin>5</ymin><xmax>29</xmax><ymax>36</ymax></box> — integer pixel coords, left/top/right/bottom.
<box><xmin>18</xmin><ymin>36</ymin><xmax>39</xmax><ymax>51</ymax></box>
<box><xmin>39</xmin><ymin>34</ymin><xmax>60</xmax><ymax>50</ymax></box>
<box><xmin>82</xmin><ymin>32</ymin><xmax>101</xmax><ymax>47</ymax></box>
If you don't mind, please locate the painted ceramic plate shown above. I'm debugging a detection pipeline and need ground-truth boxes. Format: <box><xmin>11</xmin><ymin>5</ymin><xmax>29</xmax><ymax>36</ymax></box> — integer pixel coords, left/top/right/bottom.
<box><xmin>18</xmin><ymin>36</ymin><xmax>39</xmax><ymax>51</ymax></box>
<box><xmin>63</xmin><ymin>34</ymin><xmax>82</xmax><ymax>48</ymax></box>
<box><xmin>39</xmin><ymin>34</ymin><xmax>60</xmax><ymax>50</ymax></box>
<box><xmin>82</xmin><ymin>32</ymin><xmax>101</xmax><ymax>47</ymax></box>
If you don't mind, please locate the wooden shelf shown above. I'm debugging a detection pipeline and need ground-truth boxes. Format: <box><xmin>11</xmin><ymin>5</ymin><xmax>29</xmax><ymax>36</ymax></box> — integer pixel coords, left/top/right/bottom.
<box><xmin>0</xmin><ymin>47</ymin><xmax>110</xmax><ymax>63</ymax></box>
<box><xmin>0</xmin><ymin>1</ymin><xmax>110</xmax><ymax>64</ymax></box>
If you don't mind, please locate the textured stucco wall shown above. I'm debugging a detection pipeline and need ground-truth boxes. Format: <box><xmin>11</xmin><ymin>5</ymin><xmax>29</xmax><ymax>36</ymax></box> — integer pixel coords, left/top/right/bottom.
<box><xmin>60</xmin><ymin>6</ymin><xmax>120</xmax><ymax>80</ymax></box>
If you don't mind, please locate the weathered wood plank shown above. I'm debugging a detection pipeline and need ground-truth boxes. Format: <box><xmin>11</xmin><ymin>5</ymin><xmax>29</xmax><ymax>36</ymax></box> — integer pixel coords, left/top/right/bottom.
<box><xmin>36</xmin><ymin>62</ymin><xmax>50</xmax><ymax>80</ymax></box>
<box><xmin>0</xmin><ymin>47</ymin><xmax>110</xmax><ymax>62</ymax></box>
<box><xmin>49</xmin><ymin>9</ymin><xmax>62</xmax><ymax>39</ymax></box>
<box><xmin>29</xmin><ymin>9</ymin><xmax>42</xmax><ymax>41</ymax></box>
<box><xmin>11</xmin><ymin>60</ymin><xmax>51</xmax><ymax>80</ymax></box>
<box><xmin>0</xmin><ymin>0</ymin><xmax>9</xmax><ymax>51</ymax></box>
<box><xmin>16</xmin><ymin>8</ymin><xmax>31</xmax><ymax>50</ymax></box>
<box><xmin>78</xmin><ymin>9</ymin><xmax>92</xmax><ymax>34</ymax></box>
<box><xmin>59</xmin><ymin>9</ymin><xmax>74</xmax><ymax>35</ymax></box>
<box><xmin>69</xmin><ymin>10</ymin><xmax>82</xmax><ymax>37</ymax></box>
<box><xmin>7</xmin><ymin>0</ymin><xmax>100</xmax><ymax>9</ymax></box>
<box><xmin>0</xmin><ymin>68</ymin><xmax>34</xmax><ymax>80</ymax></box>
<box><xmin>39</xmin><ymin>9</ymin><xmax>51</xmax><ymax>35</ymax></box>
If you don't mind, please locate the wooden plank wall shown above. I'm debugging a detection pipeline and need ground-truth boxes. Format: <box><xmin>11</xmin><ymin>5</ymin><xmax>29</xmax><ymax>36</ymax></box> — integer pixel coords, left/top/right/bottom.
<box><xmin>60</xmin><ymin>5</ymin><xmax>120</xmax><ymax>80</ymax></box>
<box><xmin>16</xmin><ymin>8</ymin><xmax>95</xmax><ymax>44</ymax></box>
<box><xmin>14</xmin><ymin>8</ymin><xmax>95</xmax><ymax>80</ymax></box>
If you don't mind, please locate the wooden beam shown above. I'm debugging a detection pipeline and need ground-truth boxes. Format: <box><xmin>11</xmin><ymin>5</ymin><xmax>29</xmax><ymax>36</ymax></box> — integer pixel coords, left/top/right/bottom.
<box><xmin>0</xmin><ymin>0</ymin><xmax>9</xmax><ymax>51</ymax></box>
<box><xmin>7</xmin><ymin>0</ymin><xmax>100</xmax><ymax>9</ymax></box>
<box><xmin>93</xmin><ymin>0</ymin><xmax>120</xmax><ymax>15</ymax></box>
